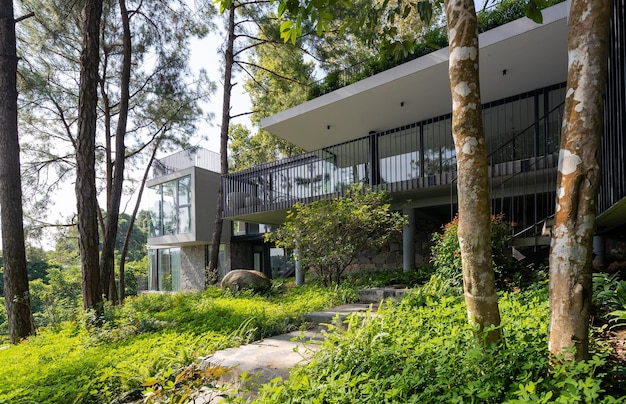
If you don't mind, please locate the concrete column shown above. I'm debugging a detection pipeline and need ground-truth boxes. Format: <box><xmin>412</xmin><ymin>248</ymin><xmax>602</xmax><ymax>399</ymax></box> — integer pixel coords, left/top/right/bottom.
<box><xmin>403</xmin><ymin>208</ymin><xmax>416</xmax><ymax>272</ymax></box>
<box><xmin>295</xmin><ymin>245</ymin><xmax>304</xmax><ymax>286</ymax></box>
<box><xmin>592</xmin><ymin>235</ymin><xmax>606</xmax><ymax>268</ymax></box>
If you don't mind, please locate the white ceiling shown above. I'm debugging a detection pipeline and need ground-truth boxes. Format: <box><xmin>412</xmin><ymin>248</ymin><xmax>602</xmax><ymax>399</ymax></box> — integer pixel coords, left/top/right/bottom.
<box><xmin>262</xmin><ymin>2</ymin><xmax>569</xmax><ymax>151</ymax></box>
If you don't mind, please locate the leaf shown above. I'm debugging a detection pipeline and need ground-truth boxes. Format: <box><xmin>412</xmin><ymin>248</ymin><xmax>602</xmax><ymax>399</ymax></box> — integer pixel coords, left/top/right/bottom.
<box><xmin>524</xmin><ymin>0</ymin><xmax>544</xmax><ymax>24</ymax></box>
<box><xmin>416</xmin><ymin>1</ymin><xmax>433</xmax><ymax>25</ymax></box>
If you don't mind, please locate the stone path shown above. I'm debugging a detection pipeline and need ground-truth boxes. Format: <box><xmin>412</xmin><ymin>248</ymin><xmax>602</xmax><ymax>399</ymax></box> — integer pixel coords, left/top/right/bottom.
<box><xmin>195</xmin><ymin>288</ymin><xmax>408</xmax><ymax>402</ymax></box>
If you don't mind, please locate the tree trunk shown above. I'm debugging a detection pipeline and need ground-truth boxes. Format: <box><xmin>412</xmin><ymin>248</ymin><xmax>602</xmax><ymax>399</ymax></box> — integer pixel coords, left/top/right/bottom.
<box><xmin>76</xmin><ymin>0</ymin><xmax>104</xmax><ymax>315</ymax></box>
<box><xmin>0</xmin><ymin>0</ymin><xmax>36</xmax><ymax>344</ymax></box>
<box><xmin>118</xmin><ymin>141</ymin><xmax>161</xmax><ymax>303</ymax></box>
<box><xmin>100</xmin><ymin>0</ymin><xmax>131</xmax><ymax>303</ymax></box>
<box><xmin>548</xmin><ymin>0</ymin><xmax>611</xmax><ymax>361</ymax></box>
<box><xmin>208</xmin><ymin>3</ymin><xmax>236</xmax><ymax>280</ymax></box>
<box><xmin>444</xmin><ymin>0</ymin><xmax>501</xmax><ymax>346</ymax></box>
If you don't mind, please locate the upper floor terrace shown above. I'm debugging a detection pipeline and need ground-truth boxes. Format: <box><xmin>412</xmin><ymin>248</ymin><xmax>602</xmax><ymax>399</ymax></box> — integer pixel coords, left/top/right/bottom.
<box><xmin>224</xmin><ymin>84</ymin><xmax>567</xmax><ymax>238</ymax></box>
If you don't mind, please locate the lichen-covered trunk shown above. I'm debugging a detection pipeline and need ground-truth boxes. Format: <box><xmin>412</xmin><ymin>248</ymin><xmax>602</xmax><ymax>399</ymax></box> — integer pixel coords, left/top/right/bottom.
<box><xmin>76</xmin><ymin>0</ymin><xmax>104</xmax><ymax>314</ymax></box>
<box><xmin>0</xmin><ymin>0</ymin><xmax>36</xmax><ymax>343</ymax></box>
<box><xmin>445</xmin><ymin>0</ymin><xmax>500</xmax><ymax>345</ymax></box>
<box><xmin>548</xmin><ymin>0</ymin><xmax>611</xmax><ymax>361</ymax></box>
<box><xmin>208</xmin><ymin>3</ymin><xmax>235</xmax><ymax>279</ymax></box>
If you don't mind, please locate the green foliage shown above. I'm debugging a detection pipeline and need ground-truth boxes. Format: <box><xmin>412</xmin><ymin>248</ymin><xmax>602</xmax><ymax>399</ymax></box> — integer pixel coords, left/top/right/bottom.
<box><xmin>304</xmin><ymin>0</ymin><xmax>564</xmax><ymax>98</ymax></box>
<box><xmin>123</xmin><ymin>257</ymin><xmax>148</xmax><ymax>296</ymax></box>
<box><xmin>29</xmin><ymin>265</ymin><xmax>83</xmax><ymax>328</ymax></box>
<box><xmin>0</xmin><ymin>296</ymin><xmax>6</xmax><ymax>339</ymax></box>
<box><xmin>430</xmin><ymin>214</ymin><xmax>519</xmax><ymax>290</ymax></box>
<box><xmin>254</xmin><ymin>281</ymin><xmax>619</xmax><ymax>403</ymax></box>
<box><xmin>267</xmin><ymin>186</ymin><xmax>407</xmax><ymax>286</ymax></box>
<box><xmin>0</xmin><ymin>283</ymin><xmax>350</xmax><ymax>403</ymax></box>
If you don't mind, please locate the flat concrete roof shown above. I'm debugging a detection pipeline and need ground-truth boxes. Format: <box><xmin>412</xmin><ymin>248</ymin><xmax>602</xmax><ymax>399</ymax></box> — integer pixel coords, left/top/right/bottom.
<box><xmin>262</xmin><ymin>2</ymin><xmax>568</xmax><ymax>151</ymax></box>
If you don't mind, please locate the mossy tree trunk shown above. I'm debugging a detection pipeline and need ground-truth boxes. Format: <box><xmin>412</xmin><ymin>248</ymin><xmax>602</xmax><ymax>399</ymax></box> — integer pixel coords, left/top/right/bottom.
<box><xmin>444</xmin><ymin>0</ymin><xmax>501</xmax><ymax>346</ymax></box>
<box><xmin>548</xmin><ymin>0</ymin><xmax>611</xmax><ymax>361</ymax></box>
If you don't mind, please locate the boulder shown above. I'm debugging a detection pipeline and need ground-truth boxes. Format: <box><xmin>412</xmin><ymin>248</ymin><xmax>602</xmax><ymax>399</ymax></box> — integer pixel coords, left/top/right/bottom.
<box><xmin>221</xmin><ymin>269</ymin><xmax>272</xmax><ymax>293</ymax></box>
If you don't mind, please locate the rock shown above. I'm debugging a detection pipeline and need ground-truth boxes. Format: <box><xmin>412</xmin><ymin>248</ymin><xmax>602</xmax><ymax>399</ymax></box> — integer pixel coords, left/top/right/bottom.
<box><xmin>221</xmin><ymin>270</ymin><xmax>272</xmax><ymax>293</ymax></box>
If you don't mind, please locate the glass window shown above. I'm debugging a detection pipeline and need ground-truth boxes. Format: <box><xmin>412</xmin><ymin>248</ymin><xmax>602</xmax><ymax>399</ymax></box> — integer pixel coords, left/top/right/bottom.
<box><xmin>146</xmin><ymin>188</ymin><xmax>162</xmax><ymax>238</ymax></box>
<box><xmin>162</xmin><ymin>181</ymin><xmax>176</xmax><ymax>235</ymax></box>
<box><xmin>170</xmin><ymin>248</ymin><xmax>181</xmax><ymax>291</ymax></box>
<box><xmin>147</xmin><ymin>175</ymin><xmax>192</xmax><ymax>237</ymax></box>
<box><xmin>178</xmin><ymin>176</ymin><xmax>191</xmax><ymax>206</ymax></box>
<box><xmin>207</xmin><ymin>244</ymin><xmax>227</xmax><ymax>272</ymax></box>
<box><xmin>158</xmin><ymin>249</ymin><xmax>172</xmax><ymax>291</ymax></box>
<box><xmin>233</xmin><ymin>221</ymin><xmax>246</xmax><ymax>236</ymax></box>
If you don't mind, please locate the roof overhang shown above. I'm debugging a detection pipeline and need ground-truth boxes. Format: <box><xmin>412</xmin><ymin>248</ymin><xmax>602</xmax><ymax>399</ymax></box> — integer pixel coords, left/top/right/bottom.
<box><xmin>262</xmin><ymin>2</ymin><xmax>569</xmax><ymax>151</ymax></box>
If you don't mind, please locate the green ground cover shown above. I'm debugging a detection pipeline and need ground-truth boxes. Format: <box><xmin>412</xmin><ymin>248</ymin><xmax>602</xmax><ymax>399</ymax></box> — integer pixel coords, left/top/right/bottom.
<box><xmin>0</xmin><ymin>284</ymin><xmax>352</xmax><ymax>403</ymax></box>
<box><xmin>254</xmin><ymin>278</ymin><xmax>625</xmax><ymax>403</ymax></box>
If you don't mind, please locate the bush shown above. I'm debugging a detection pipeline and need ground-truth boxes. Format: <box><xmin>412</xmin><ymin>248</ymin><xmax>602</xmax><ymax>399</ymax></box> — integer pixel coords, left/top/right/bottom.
<box><xmin>0</xmin><ymin>283</ymin><xmax>352</xmax><ymax>403</ymax></box>
<box><xmin>268</xmin><ymin>186</ymin><xmax>406</xmax><ymax>286</ymax></box>
<box><xmin>430</xmin><ymin>214</ymin><xmax>520</xmax><ymax>291</ymax></box>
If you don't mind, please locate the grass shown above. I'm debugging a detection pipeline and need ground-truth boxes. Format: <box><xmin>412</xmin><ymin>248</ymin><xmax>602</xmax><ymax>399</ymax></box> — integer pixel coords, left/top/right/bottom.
<box><xmin>0</xmin><ymin>283</ymin><xmax>354</xmax><ymax>403</ymax></box>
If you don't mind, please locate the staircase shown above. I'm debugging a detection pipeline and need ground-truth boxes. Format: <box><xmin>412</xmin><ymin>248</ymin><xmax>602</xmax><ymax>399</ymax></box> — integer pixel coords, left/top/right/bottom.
<box><xmin>195</xmin><ymin>288</ymin><xmax>409</xmax><ymax>402</ymax></box>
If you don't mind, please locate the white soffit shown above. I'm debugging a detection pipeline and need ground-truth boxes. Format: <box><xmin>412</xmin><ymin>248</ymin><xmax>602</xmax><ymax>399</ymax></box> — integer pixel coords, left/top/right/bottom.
<box><xmin>262</xmin><ymin>2</ymin><xmax>568</xmax><ymax>151</ymax></box>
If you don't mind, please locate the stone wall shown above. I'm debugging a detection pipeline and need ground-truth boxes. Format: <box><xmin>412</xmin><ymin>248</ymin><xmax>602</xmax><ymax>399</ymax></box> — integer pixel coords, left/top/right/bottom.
<box><xmin>180</xmin><ymin>245</ymin><xmax>206</xmax><ymax>290</ymax></box>
<box><xmin>344</xmin><ymin>218</ymin><xmax>438</xmax><ymax>273</ymax></box>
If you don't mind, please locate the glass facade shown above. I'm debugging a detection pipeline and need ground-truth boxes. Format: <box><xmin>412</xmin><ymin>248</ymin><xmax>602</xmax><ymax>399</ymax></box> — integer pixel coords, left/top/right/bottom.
<box><xmin>148</xmin><ymin>176</ymin><xmax>192</xmax><ymax>238</ymax></box>
<box><xmin>148</xmin><ymin>247</ymin><xmax>181</xmax><ymax>291</ymax></box>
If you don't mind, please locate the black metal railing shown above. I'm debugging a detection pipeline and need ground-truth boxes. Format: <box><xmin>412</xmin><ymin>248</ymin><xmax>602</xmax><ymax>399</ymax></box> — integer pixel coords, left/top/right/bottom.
<box><xmin>223</xmin><ymin>90</ymin><xmax>565</xmax><ymax>223</ymax></box>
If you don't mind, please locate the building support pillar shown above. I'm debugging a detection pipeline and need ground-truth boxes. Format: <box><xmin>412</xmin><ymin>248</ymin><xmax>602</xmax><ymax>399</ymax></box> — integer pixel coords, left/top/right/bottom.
<box><xmin>295</xmin><ymin>243</ymin><xmax>304</xmax><ymax>286</ymax></box>
<box><xmin>592</xmin><ymin>235</ymin><xmax>606</xmax><ymax>268</ymax></box>
<box><xmin>403</xmin><ymin>208</ymin><xmax>416</xmax><ymax>272</ymax></box>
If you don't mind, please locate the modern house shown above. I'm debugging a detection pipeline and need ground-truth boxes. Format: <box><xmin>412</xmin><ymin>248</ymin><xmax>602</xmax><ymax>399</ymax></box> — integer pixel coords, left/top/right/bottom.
<box><xmin>146</xmin><ymin>0</ymin><xmax>626</xmax><ymax>291</ymax></box>
<box><xmin>222</xmin><ymin>1</ymin><xmax>625</xmax><ymax>269</ymax></box>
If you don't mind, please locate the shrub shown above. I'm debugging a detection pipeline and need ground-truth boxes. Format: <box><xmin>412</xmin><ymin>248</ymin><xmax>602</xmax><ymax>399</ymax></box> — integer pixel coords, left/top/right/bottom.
<box><xmin>0</xmin><ymin>283</ymin><xmax>350</xmax><ymax>403</ymax></box>
<box><xmin>267</xmin><ymin>186</ymin><xmax>406</xmax><ymax>286</ymax></box>
<box><xmin>430</xmin><ymin>214</ymin><xmax>520</xmax><ymax>291</ymax></box>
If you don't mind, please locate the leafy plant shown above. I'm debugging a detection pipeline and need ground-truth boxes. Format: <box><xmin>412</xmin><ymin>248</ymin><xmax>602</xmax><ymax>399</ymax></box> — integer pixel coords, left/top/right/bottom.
<box><xmin>0</xmin><ymin>283</ymin><xmax>349</xmax><ymax>403</ymax></box>
<box><xmin>253</xmin><ymin>280</ymin><xmax>620</xmax><ymax>403</ymax></box>
<box><xmin>430</xmin><ymin>214</ymin><xmax>518</xmax><ymax>291</ymax></box>
<box><xmin>608</xmin><ymin>280</ymin><xmax>626</xmax><ymax>328</ymax></box>
<box><xmin>267</xmin><ymin>185</ymin><xmax>407</xmax><ymax>286</ymax></box>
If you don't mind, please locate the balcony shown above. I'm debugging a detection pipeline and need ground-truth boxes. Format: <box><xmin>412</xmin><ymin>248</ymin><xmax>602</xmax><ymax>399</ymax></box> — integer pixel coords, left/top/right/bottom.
<box><xmin>223</xmin><ymin>85</ymin><xmax>565</xmax><ymax>233</ymax></box>
<box><xmin>151</xmin><ymin>148</ymin><xmax>221</xmax><ymax>179</ymax></box>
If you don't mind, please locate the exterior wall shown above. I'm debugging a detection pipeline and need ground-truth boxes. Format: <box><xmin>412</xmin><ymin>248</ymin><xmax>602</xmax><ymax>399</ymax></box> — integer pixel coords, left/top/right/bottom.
<box><xmin>180</xmin><ymin>245</ymin><xmax>206</xmax><ymax>290</ymax></box>
<box><xmin>230</xmin><ymin>241</ymin><xmax>254</xmax><ymax>269</ymax></box>
<box><xmin>345</xmin><ymin>213</ymin><xmax>441</xmax><ymax>272</ymax></box>
<box><xmin>146</xmin><ymin>167</ymin><xmax>231</xmax><ymax>247</ymax></box>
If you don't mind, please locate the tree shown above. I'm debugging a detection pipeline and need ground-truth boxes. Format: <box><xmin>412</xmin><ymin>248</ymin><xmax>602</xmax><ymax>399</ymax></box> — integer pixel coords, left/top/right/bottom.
<box><xmin>98</xmin><ymin>0</ymin><xmax>132</xmax><ymax>303</ymax></box>
<box><xmin>548</xmin><ymin>0</ymin><xmax>612</xmax><ymax>361</ymax></box>
<box><xmin>0</xmin><ymin>0</ymin><xmax>36</xmax><ymax>342</ymax></box>
<box><xmin>17</xmin><ymin>0</ymin><xmax>213</xmax><ymax>305</ymax></box>
<box><xmin>75</xmin><ymin>0</ymin><xmax>104</xmax><ymax>315</ymax></box>
<box><xmin>267</xmin><ymin>186</ymin><xmax>406</xmax><ymax>286</ymax></box>
<box><xmin>443</xmin><ymin>0</ymin><xmax>500</xmax><ymax>346</ymax></box>
<box><xmin>207</xmin><ymin>0</ymin><xmax>236</xmax><ymax>279</ymax></box>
